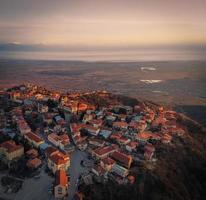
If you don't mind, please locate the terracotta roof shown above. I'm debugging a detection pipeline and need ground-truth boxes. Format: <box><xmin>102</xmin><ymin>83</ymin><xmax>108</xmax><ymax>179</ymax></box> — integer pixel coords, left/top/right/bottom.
<box><xmin>89</xmin><ymin>119</ymin><xmax>103</xmax><ymax>126</ymax></box>
<box><xmin>101</xmin><ymin>157</ymin><xmax>115</xmax><ymax>165</ymax></box>
<box><xmin>60</xmin><ymin>134</ymin><xmax>69</xmax><ymax>141</ymax></box>
<box><xmin>49</xmin><ymin>151</ymin><xmax>69</xmax><ymax>165</ymax></box>
<box><xmin>48</xmin><ymin>133</ymin><xmax>69</xmax><ymax>144</ymax></box>
<box><xmin>84</xmin><ymin>125</ymin><xmax>100</xmax><ymax>132</ymax></box>
<box><xmin>110</xmin><ymin>151</ymin><xmax>132</xmax><ymax>168</ymax></box>
<box><xmin>161</xmin><ymin>134</ymin><xmax>172</xmax><ymax>143</ymax></box>
<box><xmin>25</xmin><ymin>132</ymin><xmax>43</xmax><ymax>143</ymax></box>
<box><xmin>152</xmin><ymin>117</ymin><xmax>166</xmax><ymax>124</ymax></box>
<box><xmin>70</xmin><ymin>123</ymin><xmax>85</xmax><ymax>133</ymax></box>
<box><xmin>55</xmin><ymin>170</ymin><xmax>68</xmax><ymax>186</ymax></box>
<box><xmin>126</xmin><ymin>141</ymin><xmax>138</xmax><ymax>148</ymax></box>
<box><xmin>26</xmin><ymin>148</ymin><xmax>38</xmax><ymax>158</ymax></box>
<box><xmin>136</xmin><ymin>132</ymin><xmax>152</xmax><ymax>140</ymax></box>
<box><xmin>128</xmin><ymin>175</ymin><xmax>135</xmax><ymax>184</ymax></box>
<box><xmin>0</xmin><ymin>140</ymin><xmax>23</xmax><ymax>153</ymax></box>
<box><xmin>45</xmin><ymin>146</ymin><xmax>59</xmax><ymax>157</ymax></box>
<box><xmin>118</xmin><ymin>136</ymin><xmax>130</xmax><ymax>143</ymax></box>
<box><xmin>113</xmin><ymin>121</ymin><xmax>128</xmax><ymax>128</ymax></box>
<box><xmin>110</xmin><ymin>133</ymin><xmax>122</xmax><ymax>140</ymax></box>
<box><xmin>130</xmin><ymin>120</ymin><xmax>147</xmax><ymax>130</ymax></box>
<box><xmin>92</xmin><ymin>165</ymin><xmax>106</xmax><ymax>176</ymax></box>
<box><xmin>48</xmin><ymin>133</ymin><xmax>61</xmax><ymax>141</ymax></box>
<box><xmin>26</xmin><ymin>158</ymin><xmax>42</xmax><ymax>168</ymax></box>
<box><xmin>138</xmin><ymin>131</ymin><xmax>161</xmax><ymax>141</ymax></box>
<box><xmin>78</xmin><ymin>103</ymin><xmax>88</xmax><ymax>111</ymax></box>
<box><xmin>93</xmin><ymin>145</ymin><xmax>117</xmax><ymax>156</ymax></box>
<box><xmin>89</xmin><ymin>138</ymin><xmax>105</xmax><ymax>145</ymax></box>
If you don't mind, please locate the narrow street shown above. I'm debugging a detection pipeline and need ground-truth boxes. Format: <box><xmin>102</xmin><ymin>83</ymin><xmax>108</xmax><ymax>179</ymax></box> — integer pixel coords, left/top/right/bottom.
<box><xmin>68</xmin><ymin>150</ymin><xmax>90</xmax><ymax>200</ymax></box>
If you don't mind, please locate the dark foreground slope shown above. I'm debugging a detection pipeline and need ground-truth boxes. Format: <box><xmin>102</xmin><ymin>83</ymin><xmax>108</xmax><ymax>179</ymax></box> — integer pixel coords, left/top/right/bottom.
<box><xmin>79</xmin><ymin>104</ymin><xmax>206</xmax><ymax>200</ymax></box>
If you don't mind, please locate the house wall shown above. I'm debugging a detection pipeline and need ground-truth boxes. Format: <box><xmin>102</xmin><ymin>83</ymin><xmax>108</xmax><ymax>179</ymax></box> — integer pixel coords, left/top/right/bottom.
<box><xmin>0</xmin><ymin>147</ymin><xmax>24</xmax><ymax>162</ymax></box>
<box><xmin>48</xmin><ymin>158</ymin><xmax>70</xmax><ymax>174</ymax></box>
<box><xmin>54</xmin><ymin>185</ymin><xmax>68</xmax><ymax>199</ymax></box>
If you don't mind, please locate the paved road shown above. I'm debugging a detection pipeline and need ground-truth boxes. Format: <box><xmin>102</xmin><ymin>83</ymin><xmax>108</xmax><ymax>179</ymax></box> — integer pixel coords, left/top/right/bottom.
<box><xmin>68</xmin><ymin>150</ymin><xmax>90</xmax><ymax>200</ymax></box>
<box><xmin>28</xmin><ymin>114</ymin><xmax>90</xmax><ymax>200</ymax></box>
<box><xmin>14</xmin><ymin>165</ymin><xmax>55</xmax><ymax>200</ymax></box>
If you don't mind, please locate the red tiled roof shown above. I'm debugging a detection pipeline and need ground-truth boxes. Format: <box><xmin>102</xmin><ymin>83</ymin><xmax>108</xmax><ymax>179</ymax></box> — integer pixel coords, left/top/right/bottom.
<box><xmin>118</xmin><ymin>136</ymin><xmax>130</xmax><ymax>143</ymax></box>
<box><xmin>55</xmin><ymin>170</ymin><xmax>68</xmax><ymax>186</ymax></box>
<box><xmin>161</xmin><ymin>134</ymin><xmax>172</xmax><ymax>142</ymax></box>
<box><xmin>128</xmin><ymin>175</ymin><xmax>135</xmax><ymax>184</ymax></box>
<box><xmin>93</xmin><ymin>145</ymin><xmax>117</xmax><ymax>156</ymax></box>
<box><xmin>89</xmin><ymin>119</ymin><xmax>103</xmax><ymax>126</ymax></box>
<box><xmin>48</xmin><ymin>133</ymin><xmax>61</xmax><ymax>141</ymax></box>
<box><xmin>136</xmin><ymin>132</ymin><xmax>152</xmax><ymax>140</ymax></box>
<box><xmin>92</xmin><ymin>165</ymin><xmax>105</xmax><ymax>176</ymax></box>
<box><xmin>89</xmin><ymin>138</ymin><xmax>105</xmax><ymax>145</ymax></box>
<box><xmin>78</xmin><ymin>103</ymin><xmax>88</xmax><ymax>111</ymax></box>
<box><xmin>49</xmin><ymin>152</ymin><xmax>69</xmax><ymax>165</ymax></box>
<box><xmin>110</xmin><ymin>133</ymin><xmax>122</xmax><ymax>140</ymax></box>
<box><xmin>70</xmin><ymin>123</ymin><xmax>85</xmax><ymax>133</ymax></box>
<box><xmin>137</xmin><ymin>132</ymin><xmax>161</xmax><ymax>141</ymax></box>
<box><xmin>48</xmin><ymin>133</ymin><xmax>70</xmax><ymax>145</ymax></box>
<box><xmin>127</xmin><ymin>141</ymin><xmax>138</xmax><ymax>148</ymax></box>
<box><xmin>26</xmin><ymin>158</ymin><xmax>42</xmax><ymax>168</ymax></box>
<box><xmin>84</xmin><ymin>125</ymin><xmax>100</xmax><ymax>132</ymax></box>
<box><xmin>60</xmin><ymin>134</ymin><xmax>69</xmax><ymax>141</ymax></box>
<box><xmin>113</xmin><ymin>121</ymin><xmax>128</xmax><ymax>128</ymax></box>
<box><xmin>26</xmin><ymin>148</ymin><xmax>38</xmax><ymax>158</ymax></box>
<box><xmin>45</xmin><ymin>146</ymin><xmax>59</xmax><ymax>157</ymax></box>
<box><xmin>0</xmin><ymin>140</ymin><xmax>23</xmax><ymax>153</ymax></box>
<box><xmin>101</xmin><ymin>157</ymin><xmax>115</xmax><ymax>165</ymax></box>
<box><xmin>130</xmin><ymin>120</ymin><xmax>147</xmax><ymax>130</ymax></box>
<box><xmin>25</xmin><ymin>132</ymin><xmax>43</xmax><ymax>143</ymax></box>
<box><xmin>110</xmin><ymin>151</ymin><xmax>132</xmax><ymax>168</ymax></box>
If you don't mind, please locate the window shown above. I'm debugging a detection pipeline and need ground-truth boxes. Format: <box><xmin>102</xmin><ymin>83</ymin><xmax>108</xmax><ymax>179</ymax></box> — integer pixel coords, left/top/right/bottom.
<box><xmin>58</xmin><ymin>187</ymin><xmax>62</xmax><ymax>194</ymax></box>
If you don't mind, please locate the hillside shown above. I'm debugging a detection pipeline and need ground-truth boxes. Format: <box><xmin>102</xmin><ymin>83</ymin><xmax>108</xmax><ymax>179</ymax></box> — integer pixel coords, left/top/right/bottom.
<box><xmin>79</xmin><ymin>99</ymin><xmax>206</xmax><ymax>200</ymax></box>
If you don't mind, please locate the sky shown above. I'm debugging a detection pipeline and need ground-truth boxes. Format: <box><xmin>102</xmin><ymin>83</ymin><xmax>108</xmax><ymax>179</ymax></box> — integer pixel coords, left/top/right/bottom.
<box><xmin>0</xmin><ymin>0</ymin><xmax>206</xmax><ymax>60</ymax></box>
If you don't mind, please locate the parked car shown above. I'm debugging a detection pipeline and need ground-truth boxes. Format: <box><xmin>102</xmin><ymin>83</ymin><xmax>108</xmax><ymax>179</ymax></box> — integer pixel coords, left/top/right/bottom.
<box><xmin>34</xmin><ymin>175</ymin><xmax>41</xmax><ymax>179</ymax></box>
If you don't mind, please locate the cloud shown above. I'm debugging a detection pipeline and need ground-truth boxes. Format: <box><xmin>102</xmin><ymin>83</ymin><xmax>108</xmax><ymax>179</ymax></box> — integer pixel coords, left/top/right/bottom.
<box><xmin>0</xmin><ymin>0</ymin><xmax>206</xmax><ymax>48</ymax></box>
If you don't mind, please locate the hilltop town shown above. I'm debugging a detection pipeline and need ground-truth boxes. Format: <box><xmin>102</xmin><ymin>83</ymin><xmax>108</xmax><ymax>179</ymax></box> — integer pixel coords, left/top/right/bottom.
<box><xmin>0</xmin><ymin>84</ymin><xmax>190</xmax><ymax>200</ymax></box>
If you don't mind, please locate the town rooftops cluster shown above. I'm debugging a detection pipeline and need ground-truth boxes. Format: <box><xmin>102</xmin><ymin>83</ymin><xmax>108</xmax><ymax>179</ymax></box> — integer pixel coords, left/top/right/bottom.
<box><xmin>0</xmin><ymin>84</ymin><xmax>187</xmax><ymax>198</ymax></box>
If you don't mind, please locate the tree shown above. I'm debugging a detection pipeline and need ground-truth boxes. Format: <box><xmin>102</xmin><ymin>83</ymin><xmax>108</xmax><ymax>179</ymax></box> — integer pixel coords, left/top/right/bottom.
<box><xmin>47</xmin><ymin>99</ymin><xmax>58</xmax><ymax>109</ymax></box>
